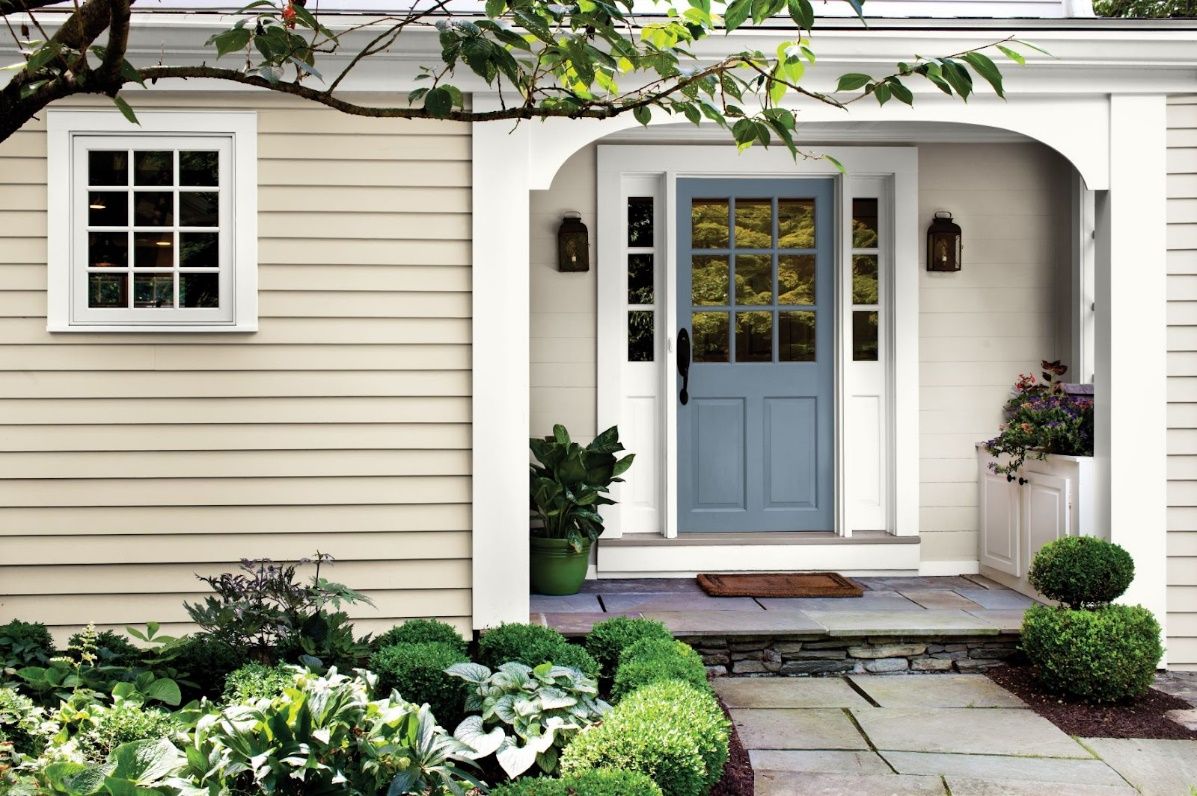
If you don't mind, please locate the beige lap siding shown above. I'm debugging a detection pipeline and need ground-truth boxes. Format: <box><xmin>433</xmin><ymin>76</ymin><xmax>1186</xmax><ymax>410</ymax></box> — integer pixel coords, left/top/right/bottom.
<box><xmin>1167</xmin><ymin>95</ymin><xmax>1197</xmax><ymax>670</ymax></box>
<box><xmin>0</xmin><ymin>94</ymin><xmax>473</xmax><ymax>642</ymax></box>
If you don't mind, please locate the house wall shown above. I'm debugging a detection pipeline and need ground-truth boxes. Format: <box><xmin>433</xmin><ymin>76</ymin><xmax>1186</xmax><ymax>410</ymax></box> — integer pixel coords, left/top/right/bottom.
<box><xmin>529</xmin><ymin>141</ymin><xmax>1073</xmax><ymax>566</ymax></box>
<box><xmin>0</xmin><ymin>94</ymin><xmax>473</xmax><ymax>641</ymax></box>
<box><xmin>1166</xmin><ymin>95</ymin><xmax>1197</xmax><ymax>670</ymax></box>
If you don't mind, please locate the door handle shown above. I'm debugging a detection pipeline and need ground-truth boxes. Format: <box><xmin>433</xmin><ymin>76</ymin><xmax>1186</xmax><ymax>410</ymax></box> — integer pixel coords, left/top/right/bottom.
<box><xmin>677</xmin><ymin>327</ymin><xmax>691</xmax><ymax>406</ymax></box>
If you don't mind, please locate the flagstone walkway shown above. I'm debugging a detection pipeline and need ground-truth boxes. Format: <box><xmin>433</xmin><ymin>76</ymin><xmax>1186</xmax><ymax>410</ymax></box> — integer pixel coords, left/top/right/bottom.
<box><xmin>716</xmin><ymin>674</ymin><xmax>1197</xmax><ymax>795</ymax></box>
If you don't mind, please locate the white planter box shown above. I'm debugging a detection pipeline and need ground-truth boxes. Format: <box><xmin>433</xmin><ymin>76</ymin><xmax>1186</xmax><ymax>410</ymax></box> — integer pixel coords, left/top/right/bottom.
<box><xmin>976</xmin><ymin>445</ymin><xmax>1097</xmax><ymax>599</ymax></box>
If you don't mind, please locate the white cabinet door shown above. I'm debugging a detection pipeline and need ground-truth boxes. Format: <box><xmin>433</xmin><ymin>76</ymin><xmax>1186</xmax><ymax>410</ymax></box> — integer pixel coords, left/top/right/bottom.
<box><xmin>979</xmin><ymin>468</ymin><xmax>1021</xmax><ymax>576</ymax></box>
<box><xmin>1023</xmin><ymin>471</ymin><xmax>1071</xmax><ymax>574</ymax></box>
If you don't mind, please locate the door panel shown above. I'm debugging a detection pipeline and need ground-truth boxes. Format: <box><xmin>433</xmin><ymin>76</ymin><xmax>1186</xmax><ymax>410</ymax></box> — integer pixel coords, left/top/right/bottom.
<box><xmin>676</xmin><ymin>178</ymin><xmax>835</xmax><ymax>532</ymax></box>
<box><xmin>979</xmin><ymin>468</ymin><xmax>1020</xmax><ymax>576</ymax></box>
<box><xmin>1023</xmin><ymin>471</ymin><xmax>1071</xmax><ymax>573</ymax></box>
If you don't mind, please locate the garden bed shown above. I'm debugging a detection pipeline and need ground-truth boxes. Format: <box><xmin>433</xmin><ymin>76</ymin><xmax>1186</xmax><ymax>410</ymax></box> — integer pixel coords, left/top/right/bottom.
<box><xmin>711</xmin><ymin>695</ymin><xmax>753</xmax><ymax>796</ymax></box>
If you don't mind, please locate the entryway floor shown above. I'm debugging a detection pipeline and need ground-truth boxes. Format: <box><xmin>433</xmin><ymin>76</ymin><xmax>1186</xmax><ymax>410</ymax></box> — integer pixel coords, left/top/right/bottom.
<box><xmin>532</xmin><ymin>575</ymin><xmax>1037</xmax><ymax>637</ymax></box>
<box><xmin>725</xmin><ymin>674</ymin><xmax>1197</xmax><ymax>795</ymax></box>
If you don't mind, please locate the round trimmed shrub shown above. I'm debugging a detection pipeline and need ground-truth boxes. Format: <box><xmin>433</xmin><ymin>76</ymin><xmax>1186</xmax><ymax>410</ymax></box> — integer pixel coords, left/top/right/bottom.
<box><xmin>0</xmin><ymin>620</ymin><xmax>54</xmax><ymax>669</ymax></box>
<box><xmin>369</xmin><ymin>641</ymin><xmax>470</xmax><ymax>727</ymax></box>
<box><xmin>1021</xmin><ymin>604</ymin><xmax>1163</xmax><ymax>703</ymax></box>
<box><xmin>371</xmin><ymin>618</ymin><xmax>467</xmax><ymax>655</ymax></box>
<box><xmin>489</xmin><ymin>768</ymin><xmax>663</xmax><ymax>796</ymax></box>
<box><xmin>477</xmin><ymin>623</ymin><xmax>568</xmax><ymax>669</ymax></box>
<box><xmin>586</xmin><ymin>616</ymin><xmax>672</xmax><ymax>679</ymax></box>
<box><xmin>612</xmin><ymin>637</ymin><xmax>709</xmax><ymax>701</ymax></box>
<box><xmin>222</xmin><ymin>663</ymin><xmax>294</xmax><ymax>703</ymax></box>
<box><xmin>560</xmin><ymin>679</ymin><xmax>730</xmax><ymax>796</ymax></box>
<box><xmin>548</xmin><ymin>643</ymin><xmax>601</xmax><ymax>678</ymax></box>
<box><xmin>1028</xmin><ymin>536</ymin><xmax>1134</xmax><ymax>608</ymax></box>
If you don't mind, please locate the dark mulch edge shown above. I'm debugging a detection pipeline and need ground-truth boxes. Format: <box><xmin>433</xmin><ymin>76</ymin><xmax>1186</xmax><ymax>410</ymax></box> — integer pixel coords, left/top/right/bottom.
<box><xmin>711</xmin><ymin>693</ymin><xmax>754</xmax><ymax>796</ymax></box>
<box><xmin>988</xmin><ymin>665</ymin><xmax>1197</xmax><ymax>740</ymax></box>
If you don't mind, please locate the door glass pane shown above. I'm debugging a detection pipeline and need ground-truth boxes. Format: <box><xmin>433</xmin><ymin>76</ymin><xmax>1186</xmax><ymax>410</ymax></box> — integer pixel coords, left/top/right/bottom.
<box><xmin>778</xmin><ymin>199</ymin><xmax>815</xmax><ymax>248</ymax></box>
<box><xmin>134</xmin><ymin>274</ymin><xmax>175</xmax><ymax>308</ymax></box>
<box><xmin>853</xmin><ymin>198</ymin><xmax>879</xmax><ymax>248</ymax></box>
<box><xmin>88</xmin><ymin>232</ymin><xmax>127</xmax><ymax>268</ymax></box>
<box><xmin>89</xmin><ymin>151</ymin><xmax>128</xmax><ymax>186</ymax></box>
<box><xmin>134</xmin><ymin>233</ymin><xmax>174</xmax><ymax>268</ymax></box>
<box><xmin>735</xmin><ymin>311</ymin><xmax>772</xmax><ymax>363</ymax></box>
<box><xmin>180</xmin><ymin>233</ymin><xmax>219</xmax><ymax>268</ymax></box>
<box><xmin>852</xmin><ymin>255</ymin><xmax>879</xmax><ymax>305</ymax></box>
<box><xmin>88</xmin><ymin>192</ymin><xmax>127</xmax><ymax>226</ymax></box>
<box><xmin>628</xmin><ymin>197</ymin><xmax>653</xmax><ymax>247</ymax></box>
<box><xmin>691</xmin><ymin>199</ymin><xmax>729</xmax><ymax>248</ymax></box>
<box><xmin>691</xmin><ymin>312</ymin><xmax>729</xmax><ymax>362</ymax></box>
<box><xmin>88</xmin><ymin>273</ymin><xmax>127</xmax><ymax>307</ymax></box>
<box><xmin>853</xmin><ymin>310</ymin><xmax>879</xmax><ymax>361</ymax></box>
<box><xmin>778</xmin><ymin>255</ymin><xmax>815</xmax><ymax>305</ymax></box>
<box><xmin>779</xmin><ymin>310</ymin><xmax>816</xmax><ymax>362</ymax></box>
<box><xmin>133</xmin><ymin>151</ymin><xmax>173</xmax><ymax>186</ymax></box>
<box><xmin>628</xmin><ymin>253</ymin><xmax>654</xmax><ymax>304</ymax></box>
<box><xmin>692</xmin><ymin>256</ymin><xmax>729</xmax><ymax>305</ymax></box>
<box><xmin>180</xmin><ymin>151</ymin><xmax>219</xmax><ymax>187</ymax></box>
<box><xmin>180</xmin><ymin>192</ymin><xmax>218</xmax><ymax>227</ymax></box>
<box><xmin>133</xmin><ymin>192</ymin><xmax>173</xmax><ymax>226</ymax></box>
<box><xmin>181</xmin><ymin>273</ymin><xmax>220</xmax><ymax>308</ymax></box>
<box><xmin>734</xmin><ymin>255</ymin><xmax>772</xmax><ymax>305</ymax></box>
<box><xmin>628</xmin><ymin>310</ymin><xmax>654</xmax><ymax>361</ymax></box>
<box><xmin>734</xmin><ymin>199</ymin><xmax>772</xmax><ymax>248</ymax></box>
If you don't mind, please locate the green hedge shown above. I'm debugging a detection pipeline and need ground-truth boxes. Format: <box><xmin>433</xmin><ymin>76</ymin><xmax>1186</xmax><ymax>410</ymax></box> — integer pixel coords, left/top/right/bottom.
<box><xmin>612</xmin><ymin>637</ymin><xmax>709</xmax><ymax>701</ymax></box>
<box><xmin>369</xmin><ymin>641</ymin><xmax>470</xmax><ymax>727</ymax></box>
<box><xmin>1021</xmin><ymin>604</ymin><xmax>1163</xmax><ymax>703</ymax></box>
<box><xmin>1028</xmin><ymin>537</ymin><xmax>1135</xmax><ymax>608</ymax></box>
<box><xmin>476</xmin><ymin>623</ymin><xmax>599</xmax><ymax>678</ymax></box>
<box><xmin>371</xmin><ymin>618</ymin><xmax>468</xmax><ymax>655</ymax></box>
<box><xmin>489</xmin><ymin>768</ymin><xmax>663</xmax><ymax>796</ymax></box>
<box><xmin>560</xmin><ymin>680</ymin><xmax>730</xmax><ymax>796</ymax></box>
<box><xmin>586</xmin><ymin>617</ymin><xmax>673</xmax><ymax>682</ymax></box>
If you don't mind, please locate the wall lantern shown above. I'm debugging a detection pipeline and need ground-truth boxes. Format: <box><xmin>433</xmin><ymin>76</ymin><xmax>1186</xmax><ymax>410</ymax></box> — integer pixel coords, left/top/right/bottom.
<box><xmin>927</xmin><ymin>210</ymin><xmax>962</xmax><ymax>272</ymax></box>
<box><xmin>558</xmin><ymin>211</ymin><xmax>590</xmax><ymax>272</ymax></box>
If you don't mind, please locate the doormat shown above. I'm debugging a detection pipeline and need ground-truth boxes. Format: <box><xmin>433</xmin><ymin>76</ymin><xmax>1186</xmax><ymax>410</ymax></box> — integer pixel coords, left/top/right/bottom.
<box><xmin>697</xmin><ymin>572</ymin><xmax>863</xmax><ymax>598</ymax></box>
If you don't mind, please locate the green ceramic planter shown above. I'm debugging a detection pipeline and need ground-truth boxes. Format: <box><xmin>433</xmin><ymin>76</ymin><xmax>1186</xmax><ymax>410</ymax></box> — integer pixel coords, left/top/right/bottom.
<box><xmin>530</xmin><ymin>537</ymin><xmax>591</xmax><ymax>596</ymax></box>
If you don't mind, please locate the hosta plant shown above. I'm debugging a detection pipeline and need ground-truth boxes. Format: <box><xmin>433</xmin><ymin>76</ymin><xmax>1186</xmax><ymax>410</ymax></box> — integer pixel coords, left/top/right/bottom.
<box><xmin>447</xmin><ymin>661</ymin><xmax>610</xmax><ymax>779</ymax></box>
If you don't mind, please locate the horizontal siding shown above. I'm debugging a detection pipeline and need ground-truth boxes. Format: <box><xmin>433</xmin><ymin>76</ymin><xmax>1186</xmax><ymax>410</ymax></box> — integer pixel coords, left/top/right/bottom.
<box><xmin>1169</xmin><ymin>95</ymin><xmax>1197</xmax><ymax>669</ymax></box>
<box><xmin>0</xmin><ymin>94</ymin><xmax>473</xmax><ymax>640</ymax></box>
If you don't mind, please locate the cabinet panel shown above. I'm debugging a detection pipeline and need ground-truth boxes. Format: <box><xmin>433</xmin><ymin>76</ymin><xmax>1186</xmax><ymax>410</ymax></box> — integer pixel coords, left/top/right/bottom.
<box><xmin>1023</xmin><ymin>471</ymin><xmax>1071</xmax><ymax>573</ymax></box>
<box><xmin>980</xmin><ymin>468</ymin><xmax>1020</xmax><ymax>576</ymax></box>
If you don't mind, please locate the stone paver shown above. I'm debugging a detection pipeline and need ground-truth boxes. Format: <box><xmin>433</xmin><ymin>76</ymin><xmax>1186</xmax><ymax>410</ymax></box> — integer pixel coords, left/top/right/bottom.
<box><xmin>954</xmin><ymin>587</ymin><xmax>1036</xmax><ymax>609</ymax></box>
<box><xmin>643</xmin><ymin>608</ymin><xmax>825</xmax><ymax>636</ymax></box>
<box><xmin>750</xmin><ymin>749</ymin><xmax>890</xmax><ymax>775</ymax></box>
<box><xmin>729</xmin><ymin>708</ymin><xmax>869</xmax><ymax>750</ymax></box>
<box><xmin>1155</xmin><ymin>671</ymin><xmax>1197</xmax><ymax>706</ymax></box>
<box><xmin>528</xmin><ymin>593</ymin><xmax>602</xmax><ymax>613</ymax></box>
<box><xmin>1167</xmin><ymin>707</ymin><xmax>1197</xmax><ymax>731</ymax></box>
<box><xmin>961</xmin><ymin>574</ymin><xmax>1008</xmax><ymax>590</ymax></box>
<box><xmin>758</xmin><ymin>591</ymin><xmax>920</xmax><ymax>612</ymax></box>
<box><xmin>855</xmin><ymin>576</ymin><xmax>978</xmax><ymax>592</ymax></box>
<box><xmin>536</xmin><ymin>611</ymin><xmax>639</xmax><ymax>634</ymax></box>
<box><xmin>944</xmin><ymin>777</ymin><xmax>1135</xmax><ymax>796</ymax></box>
<box><xmin>899</xmin><ymin>589</ymin><xmax>984</xmax><ymax>610</ymax></box>
<box><xmin>1083</xmin><ymin>737</ymin><xmax>1197</xmax><ymax>796</ymax></box>
<box><xmin>715</xmin><ymin>677</ymin><xmax>870</xmax><ymax>708</ymax></box>
<box><xmin>602</xmin><ymin>593</ymin><xmax>761</xmax><ymax>612</ymax></box>
<box><xmin>803</xmin><ymin>609</ymin><xmax>999</xmax><ymax>637</ymax></box>
<box><xmin>965</xmin><ymin>609</ymin><xmax>1028</xmax><ymax>632</ymax></box>
<box><xmin>848</xmin><ymin>674</ymin><xmax>1025</xmax><ymax>708</ymax></box>
<box><xmin>883</xmin><ymin>751</ymin><xmax>1127</xmax><ymax>787</ymax></box>
<box><xmin>578</xmin><ymin>577</ymin><xmax>703</xmax><ymax>594</ymax></box>
<box><xmin>755</xmin><ymin>771</ymin><xmax>947</xmax><ymax>795</ymax></box>
<box><xmin>851</xmin><ymin>707</ymin><xmax>1091</xmax><ymax>758</ymax></box>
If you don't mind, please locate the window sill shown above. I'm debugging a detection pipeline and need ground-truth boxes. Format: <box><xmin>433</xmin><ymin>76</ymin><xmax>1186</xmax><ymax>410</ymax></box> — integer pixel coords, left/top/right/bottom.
<box><xmin>47</xmin><ymin>322</ymin><xmax>258</xmax><ymax>334</ymax></box>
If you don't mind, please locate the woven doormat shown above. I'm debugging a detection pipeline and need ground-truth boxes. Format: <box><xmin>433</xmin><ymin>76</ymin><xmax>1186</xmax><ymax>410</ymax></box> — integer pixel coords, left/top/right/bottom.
<box><xmin>697</xmin><ymin>572</ymin><xmax>863</xmax><ymax>598</ymax></box>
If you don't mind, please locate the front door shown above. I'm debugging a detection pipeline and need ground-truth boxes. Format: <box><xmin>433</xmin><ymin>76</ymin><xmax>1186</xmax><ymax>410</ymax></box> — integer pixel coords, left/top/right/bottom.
<box><xmin>676</xmin><ymin>178</ymin><xmax>835</xmax><ymax>532</ymax></box>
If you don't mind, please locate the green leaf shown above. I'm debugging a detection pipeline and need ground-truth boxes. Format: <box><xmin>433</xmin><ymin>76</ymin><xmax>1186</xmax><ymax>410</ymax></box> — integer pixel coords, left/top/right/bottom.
<box><xmin>142</xmin><ymin>677</ymin><xmax>181</xmax><ymax>706</ymax></box>
<box><xmin>209</xmin><ymin>27</ymin><xmax>251</xmax><ymax>57</ymax></box>
<box><xmin>424</xmin><ymin>86</ymin><xmax>454</xmax><ymax>117</ymax></box>
<box><xmin>996</xmin><ymin>44</ymin><xmax>1026</xmax><ymax>65</ymax></box>
<box><xmin>724</xmin><ymin>0</ymin><xmax>752</xmax><ymax>30</ymax></box>
<box><xmin>824</xmin><ymin>153</ymin><xmax>846</xmax><ymax>173</ymax></box>
<box><xmin>112</xmin><ymin>95</ymin><xmax>139</xmax><ymax>125</ymax></box>
<box><xmin>632</xmin><ymin>105</ymin><xmax>652</xmax><ymax>126</ymax></box>
<box><xmin>835</xmin><ymin>72</ymin><xmax>872</xmax><ymax>92</ymax></box>
<box><xmin>961</xmin><ymin>51</ymin><xmax>1004</xmax><ymax>98</ymax></box>
<box><xmin>872</xmin><ymin>82</ymin><xmax>891</xmax><ymax>105</ymax></box>
<box><xmin>787</xmin><ymin>0</ymin><xmax>814</xmax><ymax>29</ymax></box>
<box><xmin>888</xmin><ymin>78</ymin><xmax>914</xmax><ymax>105</ymax></box>
<box><xmin>941</xmin><ymin>58</ymin><xmax>973</xmax><ymax>100</ymax></box>
<box><xmin>108</xmin><ymin>738</ymin><xmax>184</xmax><ymax>785</ymax></box>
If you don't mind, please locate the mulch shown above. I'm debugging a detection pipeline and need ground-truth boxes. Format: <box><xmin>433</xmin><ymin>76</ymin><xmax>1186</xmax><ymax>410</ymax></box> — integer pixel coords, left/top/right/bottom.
<box><xmin>697</xmin><ymin>572</ymin><xmax>862</xmax><ymax>599</ymax></box>
<box><xmin>711</xmin><ymin>693</ymin><xmax>754</xmax><ymax>796</ymax></box>
<box><xmin>988</xmin><ymin>665</ymin><xmax>1197</xmax><ymax>740</ymax></box>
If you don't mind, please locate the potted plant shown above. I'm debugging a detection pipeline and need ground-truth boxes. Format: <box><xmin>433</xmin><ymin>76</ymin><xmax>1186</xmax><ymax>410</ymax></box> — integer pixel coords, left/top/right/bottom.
<box><xmin>983</xmin><ymin>360</ymin><xmax>1094</xmax><ymax>478</ymax></box>
<box><xmin>529</xmin><ymin>424</ymin><xmax>634</xmax><ymax>595</ymax></box>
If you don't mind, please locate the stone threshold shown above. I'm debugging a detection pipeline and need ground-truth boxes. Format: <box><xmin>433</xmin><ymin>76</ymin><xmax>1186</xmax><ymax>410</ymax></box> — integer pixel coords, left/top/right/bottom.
<box><xmin>600</xmin><ymin>530</ymin><xmax>920</xmax><ymax>547</ymax></box>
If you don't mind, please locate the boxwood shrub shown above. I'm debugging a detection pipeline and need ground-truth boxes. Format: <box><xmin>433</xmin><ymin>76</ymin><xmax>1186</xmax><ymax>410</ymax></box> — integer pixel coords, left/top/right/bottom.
<box><xmin>1021</xmin><ymin>604</ymin><xmax>1163</xmax><ymax>703</ymax></box>
<box><xmin>560</xmin><ymin>679</ymin><xmax>730</xmax><ymax>796</ymax></box>
<box><xmin>371</xmin><ymin>618</ymin><xmax>468</xmax><ymax>655</ymax></box>
<box><xmin>476</xmin><ymin>623</ymin><xmax>599</xmax><ymax>677</ymax></box>
<box><xmin>586</xmin><ymin>616</ymin><xmax>673</xmax><ymax>680</ymax></box>
<box><xmin>612</xmin><ymin>637</ymin><xmax>709</xmax><ymax>701</ymax></box>
<box><xmin>489</xmin><ymin>768</ymin><xmax>663</xmax><ymax>796</ymax></box>
<box><xmin>222</xmin><ymin>662</ymin><xmax>293</xmax><ymax>703</ymax></box>
<box><xmin>1028</xmin><ymin>536</ymin><xmax>1135</xmax><ymax>608</ymax></box>
<box><xmin>369</xmin><ymin>641</ymin><xmax>470</xmax><ymax>727</ymax></box>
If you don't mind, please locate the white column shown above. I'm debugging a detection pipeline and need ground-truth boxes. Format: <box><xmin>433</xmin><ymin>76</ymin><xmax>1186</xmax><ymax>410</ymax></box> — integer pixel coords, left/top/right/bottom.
<box><xmin>1096</xmin><ymin>95</ymin><xmax>1168</xmax><ymax>651</ymax></box>
<box><xmin>471</xmin><ymin>101</ymin><xmax>532</xmax><ymax>629</ymax></box>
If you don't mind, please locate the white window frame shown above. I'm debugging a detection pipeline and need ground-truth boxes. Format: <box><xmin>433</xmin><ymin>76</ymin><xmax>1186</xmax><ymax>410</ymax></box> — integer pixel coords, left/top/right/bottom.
<box><xmin>47</xmin><ymin>110</ymin><xmax>258</xmax><ymax>332</ymax></box>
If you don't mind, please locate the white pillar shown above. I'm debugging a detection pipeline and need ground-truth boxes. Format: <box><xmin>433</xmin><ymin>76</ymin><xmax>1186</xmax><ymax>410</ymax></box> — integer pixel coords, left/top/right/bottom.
<box><xmin>1095</xmin><ymin>95</ymin><xmax>1168</xmax><ymax>654</ymax></box>
<box><xmin>471</xmin><ymin>101</ymin><xmax>532</xmax><ymax>629</ymax></box>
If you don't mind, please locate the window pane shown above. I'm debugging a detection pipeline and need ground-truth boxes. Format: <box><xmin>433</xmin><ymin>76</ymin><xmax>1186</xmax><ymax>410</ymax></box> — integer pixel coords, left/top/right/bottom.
<box><xmin>88</xmin><ymin>192</ymin><xmax>127</xmax><ymax>227</ymax></box>
<box><xmin>628</xmin><ymin>310</ymin><xmax>654</xmax><ymax>361</ymax></box>
<box><xmin>180</xmin><ymin>232</ymin><xmax>219</xmax><ymax>268</ymax></box>
<box><xmin>852</xmin><ymin>255</ymin><xmax>879</xmax><ymax>305</ymax></box>
<box><xmin>88</xmin><ymin>273</ymin><xmax>127</xmax><ymax>308</ymax></box>
<box><xmin>180</xmin><ymin>192</ymin><xmax>218</xmax><ymax>227</ymax></box>
<box><xmin>778</xmin><ymin>255</ymin><xmax>815</xmax><ymax>305</ymax></box>
<box><xmin>180</xmin><ymin>151</ymin><xmax>219</xmax><ymax>187</ymax></box>
<box><xmin>134</xmin><ymin>232</ymin><xmax>174</xmax><ymax>268</ymax></box>
<box><xmin>736</xmin><ymin>311</ymin><xmax>772</xmax><ymax>363</ymax></box>
<box><xmin>853</xmin><ymin>198</ymin><xmax>879</xmax><ymax>248</ymax></box>
<box><xmin>89</xmin><ymin>151</ymin><xmax>128</xmax><ymax>186</ymax></box>
<box><xmin>628</xmin><ymin>253</ymin><xmax>654</xmax><ymax>304</ymax></box>
<box><xmin>691</xmin><ymin>199</ymin><xmax>729</xmax><ymax>249</ymax></box>
<box><xmin>779</xmin><ymin>310</ymin><xmax>816</xmax><ymax>362</ymax></box>
<box><xmin>853</xmin><ymin>310</ymin><xmax>879</xmax><ymax>361</ymax></box>
<box><xmin>691</xmin><ymin>312</ymin><xmax>729</xmax><ymax>362</ymax></box>
<box><xmin>692</xmin><ymin>256</ymin><xmax>729</xmax><ymax>306</ymax></box>
<box><xmin>734</xmin><ymin>255</ymin><xmax>772</xmax><ymax>305</ymax></box>
<box><xmin>133</xmin><ymin>192</ymin><xmax>173</xmax><ymax>226</ymax></box>
<box><xmin>134</xmin><ymin>151</ymin><xmax>173</xmax><ymax>186</ymax></box>
<box><xmin>627</xmin><ymin>197</ymin><xmax>653</xmax><ymax>247</ymax></box>
<box><xmin>778</xmin><ymin>199</ymin><xmax>814</xmax><ymax>248</ymax></box>
<box><xmin>734</xmin><ymin>199</ymin><xmax>772</xmax><ymax>249</ymax></box>
<box><xmin>88</xmin><ymin>232</ymin><xmax>128</xmax><ymax>268</ymax></box>
<box><xmin>181</xmin><ymin>273</ymin><xmax>220</xmax><ymax>308</ymax></box>
<box><xmin>134</xmin><ymin>274</ymin><xmax>175</xmax><ymax>308</ymax></box>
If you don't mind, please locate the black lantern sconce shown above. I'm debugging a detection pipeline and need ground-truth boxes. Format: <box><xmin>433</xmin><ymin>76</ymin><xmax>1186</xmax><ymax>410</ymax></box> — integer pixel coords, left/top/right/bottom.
<box><xmin>927</xmin><ymin>210</ymin><xmax>962</xmax><ymax>272</ymax></box>
<box><xmin>557</xmin><ymin>211</ymin><xmax>590</xmax><ymax>272</ymax></box>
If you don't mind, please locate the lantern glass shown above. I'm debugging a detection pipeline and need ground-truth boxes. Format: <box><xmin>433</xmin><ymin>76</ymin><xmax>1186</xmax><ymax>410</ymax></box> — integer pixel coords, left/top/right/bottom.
<box><xmin>558</xmin><ymin>213</ymin><xmax>590</xmax><ymax>272</ymax></box>
<box><xmin>927</xmin><ymin>212</ymin><xmax>962</xmax><ymax>272</ymax></box>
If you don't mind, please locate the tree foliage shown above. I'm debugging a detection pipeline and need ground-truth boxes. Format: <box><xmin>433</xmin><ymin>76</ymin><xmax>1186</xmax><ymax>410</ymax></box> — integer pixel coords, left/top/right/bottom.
<box><xmin>1095</xmin><ymin>0</ymin><xmax>1196</xmax><ymax>16</ymax></box>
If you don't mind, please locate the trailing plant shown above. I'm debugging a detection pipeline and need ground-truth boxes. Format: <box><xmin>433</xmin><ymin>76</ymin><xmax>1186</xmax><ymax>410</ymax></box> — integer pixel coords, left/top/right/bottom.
<box><xmin>0</xmin><ymin>621</ymin><xmax>54</xmax><ymax>679</ymax></box>
<box><xmin>1029</xmin><ymin>537</ymin><xmax>1135</xmax><ymax>608</ymax></box>
<box><xmin>530</xmin><ymin>425</ymin><xmax>634</xmax><ymax>551</ymax></box>
<box><xmin>477</xmin><ymin>623</ymin><xmax>598</xmax><ymax>676</ymax></box>
<box><xmin>447</xmin><ymin>660</ymin><xmax>610</xmax><ymax>779</ymax></box>
<box><xmin>984</xmin><ymin>360</ymin><xmax>1093</xmax><ymax>477</ymax></box>
<box><xmin>369</xmin><ymin>641</ymin><xmax>471</xmax><ymax>728</ymax></box>
<box><xmin>612</xmin><ymin>637</ymin><xmax>709</xmax><ymax>701</ymax></box>
<box><xmin>490</xmin><ymin>767</ymin><xmax>664</xmax><ymax>796</ymax></box>
<box><xmin>586</xmin><ymin>617</ymin><xmax>673</xmax><ymax>686</ymax></box>
<box><xmin>372</xmin><ymin>618</ymin><xmax>468</xmax><ymax>655</ymax></box>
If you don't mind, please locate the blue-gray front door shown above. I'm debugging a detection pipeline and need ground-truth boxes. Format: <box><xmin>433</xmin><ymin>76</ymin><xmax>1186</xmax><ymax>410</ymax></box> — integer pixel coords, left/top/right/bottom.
<box><xmin>676</xmin><ymin>178</ymin><xmax>835</xmax><ymax>532</ymax></box>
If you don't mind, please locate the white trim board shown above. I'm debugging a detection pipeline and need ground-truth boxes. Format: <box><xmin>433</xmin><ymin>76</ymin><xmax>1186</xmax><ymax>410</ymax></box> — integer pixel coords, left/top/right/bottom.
<box><xmin>598</xmin><ymin>538</ymin><xmax>922</xmax><ymax>575</ymax></box>
<box><xmin>919</xmin><ymin>559</ymin><xmax>983</xmax><ymax>576</ymax></box>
